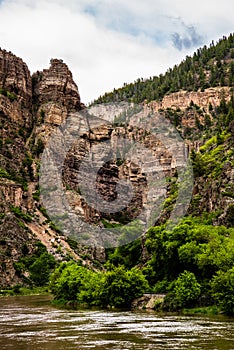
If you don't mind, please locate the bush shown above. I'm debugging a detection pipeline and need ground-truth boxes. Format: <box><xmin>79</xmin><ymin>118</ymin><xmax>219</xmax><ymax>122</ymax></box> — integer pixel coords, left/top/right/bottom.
<box><xmin>0</xmin><ymin>88</ymin><xmax>17</xmax><ymax>101</ymax></box>
<box><xmin>29</xmin><ymin>252</ymin><xmax>56</xmax><ymax>286</ymax></box>
<box><xmin>14</xmin><ymin>243</ymin><xmax>56</xmax><ymax>286</ymax></box>
<box><xmin>12</xmin><ymin>284</ymin><xmax>21</xmax><ymax>294</ymax></box>
<box><xmin>172</xmin><ymin>271</ymin><xmax>201</xmax><ymax>309</ymax></box>
<box><xmin>100</xmin><ymin>265</ymin><xmax>149</xmax><ymax>307</ymax></box>
<box><xmin>10</xmin><ymin>206</ymin><xmax>32</xmax><ymax>222</ymax></box>
<box><xmin>50</xmin><ymin>263</ymin><xmax>98</xmax><ymax>302</ymax></box>
<box><xmin>211</xmin><ymin>267</ymin><xmax>234</xmax><ymax>315</ymax></box>
<box><xmin>50</xmin><ymin>263</ymin><xmax>149</xmax><ymax>308</ymax></box>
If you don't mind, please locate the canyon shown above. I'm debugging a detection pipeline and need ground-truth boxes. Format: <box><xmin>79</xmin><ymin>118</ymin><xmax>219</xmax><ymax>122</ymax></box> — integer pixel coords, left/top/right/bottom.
<box><xmin>0</xmin><ymin>48</ymin><xmax>233</xmax><ymax>287</ymax></box>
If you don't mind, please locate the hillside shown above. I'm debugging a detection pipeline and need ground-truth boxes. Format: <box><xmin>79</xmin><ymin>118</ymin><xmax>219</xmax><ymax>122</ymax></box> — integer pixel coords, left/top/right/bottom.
<box><xmin>94</xmin><ymin>34</ymin><xmax>234</xmax><ymax>104</ymax></box>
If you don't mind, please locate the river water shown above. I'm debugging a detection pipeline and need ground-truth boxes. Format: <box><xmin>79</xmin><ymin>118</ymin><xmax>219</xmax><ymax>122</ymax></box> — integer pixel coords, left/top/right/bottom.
<box><xmin>0</xmin><ymin>295</ymin><xmax>233</xmax><ymax>350</ymax></box>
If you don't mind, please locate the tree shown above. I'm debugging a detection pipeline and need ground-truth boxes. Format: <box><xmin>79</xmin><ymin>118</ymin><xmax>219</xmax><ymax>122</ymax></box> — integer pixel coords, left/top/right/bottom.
<box><xmin>100</xmin><ymin>265</ymin><xmax>149</xmax><ymax>307</ymax></box>
<box><xmin>211</xmin><ymin>267</ymin><xmax>234</xmax><ymax>315</ymax></box>
<box><xmin>173</xmin><ymin>271</ymin><xmax>201</xmax><ymax>308</ymax></box>
<box><xmin>50</xmin><ymin>263</ymin><xmax>96</xmax><ymax>302</ymax></box>
<box><xmin>29</xmin><ymin>252</ymin><xmax>56</xmax><ymax>286</ymax></box>
<box><xmin>50</xmin><ymin>263</ymin><xmax>149</xmax><ymax>308</ymax></box>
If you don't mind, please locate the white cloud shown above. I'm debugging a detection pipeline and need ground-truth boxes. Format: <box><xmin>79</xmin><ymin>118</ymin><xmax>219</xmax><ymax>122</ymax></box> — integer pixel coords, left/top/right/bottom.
<box><xmin>0</xmin><ymin>0</ymin><xmax>233</xmax><ymax>103</ymax></box>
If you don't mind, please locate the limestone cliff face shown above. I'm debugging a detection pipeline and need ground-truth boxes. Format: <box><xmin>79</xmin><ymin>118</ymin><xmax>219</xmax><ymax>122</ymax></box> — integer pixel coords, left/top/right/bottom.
<box><xmin>62</xmin><ymin>117</ymin><xmax>176</xmax><ymax>234</ymax></box>
<box><xmin>33</xmin><ymin>58</ymin><xmax>82</xmax><ymax>111</ymax></box>
<box><xmin>0</xmin><ymin>49</ymin><xmax>83</xmax><ymax>212</ymax></box>
<box><xmin>0</xmin><ymin>50</ymin><xmax>34</xmax><ymax>206</ymax></box>
<box><xmin>148</xmin><ymin>87</ymin><xmax>231</xmax><ymax>129</ymax></box>
<box><xmin>148</xmin><ymin>87</ymin><xmax>231</xmax><ymax>113</ymax></box>
<box><xmin>0</xmin><ymin>49</ymin><xmax>32</xmax><ymax>129</ymax></box>
<box><xmin>0</xmin><ymin>50</ymin><xmax>86</xmax><ymax>287</ymax></box>
<box><xmin>32</xmin><ymin>58</ymin><xmax>84</xmax><ymax>144</ymax></box>
<box><xmin>0</xmin><ymin>49</ymin><xmax>32</xmax><ymax>107</ymax></box>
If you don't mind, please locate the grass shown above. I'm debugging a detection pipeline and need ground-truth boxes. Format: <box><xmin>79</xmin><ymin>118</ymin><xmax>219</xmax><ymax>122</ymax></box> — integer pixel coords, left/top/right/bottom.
<box><xmin>0</xmin><ymin>286</ymin><xmax>50</xmax><ymax>297</ymax></box>
<box><xmin>182</xmin><ymin>305</ymin><xmax>220</xmax><ymax>315</ymax></box>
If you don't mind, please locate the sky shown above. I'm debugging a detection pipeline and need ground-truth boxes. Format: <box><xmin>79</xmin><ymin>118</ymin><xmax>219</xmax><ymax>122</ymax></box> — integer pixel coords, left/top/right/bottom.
<box><xmin>0</xmin><ymin>0</ymin><xmax>233</xmax><ymax>104</ymax></box>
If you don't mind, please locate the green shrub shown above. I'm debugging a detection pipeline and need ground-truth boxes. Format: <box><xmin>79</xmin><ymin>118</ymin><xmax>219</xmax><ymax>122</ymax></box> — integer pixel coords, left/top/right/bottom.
<box><xmin>29</xmin><ymin>252</ymin><xmax>56</xmax><ymax>286</ymax></box>
<box><xmin>50</xmin><ymin>263</ymin><xmax>97</xmax><ymax>302</ymax></box>
<box><xmin>0</xmin><ymin>168</ymin><xmax>11</xmax><ymax>179</ymax></box>
<box><xmin>171</xmin><ymin>271</ymin><xmax>201</xmax><ymax>309</ymax></box>
<box><xmin>14</xmin><ymin>242</ymin><xmax>56</xmax><ymax>286</ymax></box>
<box><xmin>211</xmin><ymin>267</ymin><xmax>234</xmax><ymax>315</ymax></box>
<box><xmin>0</xmin><ymin>88</ymin><xmax>17</xmax><ymax>101</ymax></box>
<box><xmin>50</xmin><ymin>263</ymin><xmax>149</xmax><ymax>308</ymax></box>
<box><xmin>10</xmin><ymin>206</ymin><xmax>32</xmax><ymax>222</ymax></box>
<box><xmin>100</xmin><ymin>265</ymin><xmax>149</xmax><ymax>307</ymax></box>
<box><xmin>12</xmin><ymin>284</ymin><xmax>21</xmax><ymax>294</ymax></box>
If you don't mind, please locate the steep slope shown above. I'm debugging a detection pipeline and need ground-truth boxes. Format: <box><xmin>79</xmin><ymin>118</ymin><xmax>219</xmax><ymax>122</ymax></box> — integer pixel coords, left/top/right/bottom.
<box><xmin>94</xmin><ymin>34</ymin><xmax>234</xmax><ymax>104</ymax></box>
<box><xmin>91</xmin><ymin>34</ymin><xmax>234</xmax><ymax>226</ymax></box>
<box><xmin>0</xmin><ymin>52</ymin><xmax>88</xmax><ymax>288</ymax></box>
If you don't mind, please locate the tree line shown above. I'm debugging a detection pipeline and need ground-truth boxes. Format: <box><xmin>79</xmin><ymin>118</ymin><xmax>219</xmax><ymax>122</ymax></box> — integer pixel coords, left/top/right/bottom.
<box><xmin>93</xmin><ymin>33</ymin><xmax>234</xmax><ymax>104</ymax></box>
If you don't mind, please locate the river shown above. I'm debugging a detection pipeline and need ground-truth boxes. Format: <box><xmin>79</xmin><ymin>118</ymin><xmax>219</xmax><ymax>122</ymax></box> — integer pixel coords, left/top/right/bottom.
<box><xmin>0</xmin><ymin>295</ymin><xmax>233</xmax><ymax>350</ymax></box>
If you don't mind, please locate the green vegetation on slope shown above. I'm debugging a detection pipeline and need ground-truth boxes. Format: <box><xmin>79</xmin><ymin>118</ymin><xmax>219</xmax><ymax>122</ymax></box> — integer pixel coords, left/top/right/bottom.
<box><xmin>144</xmin><ymin>218</ymin><xmax>234</xmax><ymax>314</ymax></box>
<box><xmin>94</xmin><ymin>33</ymin><xmax>234</xmax><ymax>104</ymax></box>
<box><xmin>13</xmin><ymin>242</ymin><xmax>56</xmax><ymax>286</ymax></box>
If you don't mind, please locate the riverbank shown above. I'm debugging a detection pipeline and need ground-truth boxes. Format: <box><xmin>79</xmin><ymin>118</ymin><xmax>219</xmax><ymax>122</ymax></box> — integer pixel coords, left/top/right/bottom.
<box><xmin>0</xmin><ymin>288</ymin><xmax>229</xmax><ymax>317</ymax></box>
<box><xmin>0</xmin><ymin>286</ymin><xmax>50</xmax><ymax>297</ymax></box>
<box><xmin>131</xmin><ymin>293</ymin><xmax>225</xmax><ymax>316</ymax></box>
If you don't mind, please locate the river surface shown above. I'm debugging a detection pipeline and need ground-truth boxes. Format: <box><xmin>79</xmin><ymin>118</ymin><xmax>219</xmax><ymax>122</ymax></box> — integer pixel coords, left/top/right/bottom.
<box><xmin>0</xmin><ymin>295</ymin><xmax>233</xmax><ymax>350</ymax></box>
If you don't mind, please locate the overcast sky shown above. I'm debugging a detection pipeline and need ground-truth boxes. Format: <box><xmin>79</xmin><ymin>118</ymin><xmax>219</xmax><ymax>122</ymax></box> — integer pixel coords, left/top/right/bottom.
<box><xmin>0</xmin><ymin>0</ymin><xmax>233</xmax><ymax>103</ymax></box>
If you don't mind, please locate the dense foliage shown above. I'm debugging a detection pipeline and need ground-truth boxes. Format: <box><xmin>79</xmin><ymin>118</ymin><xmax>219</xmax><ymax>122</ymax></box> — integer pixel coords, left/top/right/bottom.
<box><xmin>93</xmin><ymin>34</ymin><xmax>234</xmax><ymax>104</ymax></box>
<box><xmin>145</xmin><ymin>219</ymin><xmax>233</xmax><ymax>313</ymax></box>
<box><xmin>14</xmin><ymin>242</ymin><xmax>56</xmax><ymax>286</ymax></box>
<box><xmin>50</xmin><ymin>263</ymin><xmax>149</xmax><ymax>308</ymax></box>
<box><xmin>171</xmin><ymin>271</ymin><xmax>201</xmax><ymax>308</ymax></box>
<box><xmin>211</xmin><ymin>267</ymin><xmax>234</xmax><ymax>315</ymax></box>
<box><xmin>50</xmin><ymin>215</ymin><xmax>234</xmax><ymax>314</ymax></box>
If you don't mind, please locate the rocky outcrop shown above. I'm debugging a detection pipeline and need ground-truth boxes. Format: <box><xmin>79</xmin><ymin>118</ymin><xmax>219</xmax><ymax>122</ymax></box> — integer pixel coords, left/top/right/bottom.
<box><xmin>0</xmin><ymin>50</ymin><xmax>86</xmax><ymax>287</ymax></box>
<box><xmin>0</xmin><ymin>49</ymin><xmax>32</xmax><ymax>108</ymax></box>
<box><xmin>148</xmin><ymin>87</ymin><xmax>231</xmax><ymax>114</ymax></box>
<box><xmin>0</xmin><ymin>213</ymin><xmax>36</xmax><ymax>287</ymax></box>
<box><xmin>32</xmin><ymin>59</ymin><xmax>84</xmax><ymax>144</ymax></box>
<box><xmin>0</xmin><ymin>49</ymin><xmax>32</xmax><ymax>130</ymax></box>
<box><xmin>131</xmin><ymin>294</ymin><xmax>166</xmax><ymax>310</ymax></box>
<box><xmin>0</xmin><ymin>180</ymin><xmax>23</xmax><ymax>208</ymax></box>
<box><xmin>32</xmin><ymin>58</ymin><xmax>82</xmax><ymax>112</ymax></box>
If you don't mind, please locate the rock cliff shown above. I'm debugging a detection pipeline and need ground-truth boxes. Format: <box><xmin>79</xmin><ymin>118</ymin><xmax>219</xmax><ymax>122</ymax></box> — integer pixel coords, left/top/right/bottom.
<box><xmin>33</xmin><ymin>58</ymin><xmax>82</xmax><ymax>112</ymax></box>
<box><xmin>0</xmin><ymin>49</ymin><xmax>86</xmax><ymax>287</ymax></box>
<box><xmin>0</xmin><ymin>49</ymin><xmax>32</xmax><ymax>130</ymax></box>
<box><xmin>148</xmin><ymin>87</ymin><xmax>231</xmax><ymax>114</ymax></box>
